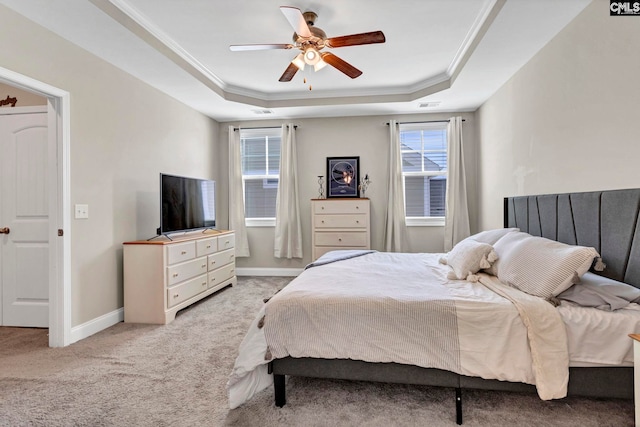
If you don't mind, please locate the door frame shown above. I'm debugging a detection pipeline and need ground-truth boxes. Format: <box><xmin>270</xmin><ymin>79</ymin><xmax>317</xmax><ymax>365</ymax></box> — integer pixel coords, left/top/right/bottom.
<box><xmin>0</xmin><ymin>66</ymin><xmax>70</xmax><ymax>347</ymax></box>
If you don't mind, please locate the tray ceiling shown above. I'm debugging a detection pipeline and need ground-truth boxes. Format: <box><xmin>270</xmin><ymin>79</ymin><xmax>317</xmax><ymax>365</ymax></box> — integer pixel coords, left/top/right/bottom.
<box><xmin>0</xmin><ymin>0</ymin><xmax>590</xmax><ymax>121</ymax></box>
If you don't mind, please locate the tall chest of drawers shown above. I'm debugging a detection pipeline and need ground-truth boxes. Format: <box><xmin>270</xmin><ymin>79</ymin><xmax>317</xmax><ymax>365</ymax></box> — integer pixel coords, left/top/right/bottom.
<box><xmin>311</xmin><ymin>199</ymin><xmax>371</xmax><ymax>260</ymax></box>
<box><xmin>123</xmin><ymin>230</ymin><xmax>236</xmax><ymax>324</ymax></box>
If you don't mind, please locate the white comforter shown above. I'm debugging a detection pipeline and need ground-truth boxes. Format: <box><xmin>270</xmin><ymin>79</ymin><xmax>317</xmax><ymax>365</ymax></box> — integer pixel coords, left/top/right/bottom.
<box><xmin>228</xmin><ymin>252</ymin><xmax>568</xmax><ymax>409</ymax></box>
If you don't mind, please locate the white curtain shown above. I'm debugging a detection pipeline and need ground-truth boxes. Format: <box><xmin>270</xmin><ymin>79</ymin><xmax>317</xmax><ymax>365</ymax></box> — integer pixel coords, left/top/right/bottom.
<box><xmin>444</xmin><ymin>116</ymin><xmax>470</xmax><ymax>251</ymax></box>
<box><xmin>228</xmin><ymin>125</ymin><xmax>250</xmax><ymax>257</ymax></box>
<box><xmin>383</xmin><ymin>120</ymin><xmax>407</xmax><ymax>252</ymax></box>
<box><xmin>274</xmin><ymin>124</ymin><xmax>303</xmax><ymax>259</ymax></box>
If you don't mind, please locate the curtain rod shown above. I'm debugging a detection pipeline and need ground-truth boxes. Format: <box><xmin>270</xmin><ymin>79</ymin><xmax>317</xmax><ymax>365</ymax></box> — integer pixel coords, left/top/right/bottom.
<box><xmin>233</xmin><ymin>125</ymin><xmax>297</xmax><ymax>131</ymax></box>
<box><xmin>386</xmin><ymin>119</ymin><xmax>465</xmax><ymax>125</ymax></box>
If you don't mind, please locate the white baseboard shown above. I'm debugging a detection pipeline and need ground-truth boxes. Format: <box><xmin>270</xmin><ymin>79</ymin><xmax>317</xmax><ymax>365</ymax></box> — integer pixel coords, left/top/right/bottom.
<box><xmin>67</xmin><ymin>269</ymin><xmax>298</xmax><ymax>343</ymax></box>
<box><xmin>236</xmin><ymin>267</ymin><xmax>303</xmax><ymax>277</ymax></box>
<box><xmin>70</xmin><ymin>307</ymin><xmax>124</xmax><ymax>344</ymax></box>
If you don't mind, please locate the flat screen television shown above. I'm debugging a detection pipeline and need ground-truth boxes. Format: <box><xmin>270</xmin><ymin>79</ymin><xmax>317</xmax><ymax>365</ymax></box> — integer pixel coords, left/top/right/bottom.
<box><xmin>160</xmin><ymin>173</ymin><xmax>216</xmax><ymax>235</ymax></box>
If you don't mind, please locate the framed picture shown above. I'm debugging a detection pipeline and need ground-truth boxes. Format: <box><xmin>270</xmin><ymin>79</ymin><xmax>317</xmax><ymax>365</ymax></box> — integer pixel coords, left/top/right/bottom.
<box><xmin>327</xmin><ymin>156</ymin><xmax>360</xmax><ymax>198</ymax></box>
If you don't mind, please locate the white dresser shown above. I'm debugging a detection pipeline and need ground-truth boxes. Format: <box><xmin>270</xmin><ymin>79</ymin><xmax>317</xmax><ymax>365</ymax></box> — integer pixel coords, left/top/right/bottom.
<box><xmin>311</xmin><ymin>199</ymin><xmax>371</xmax><ymax>260</ymax></box>
<box><xmin>123</xmin><ymin>230</ymin><xmax>236</xmax><ymax>324</ymax></box>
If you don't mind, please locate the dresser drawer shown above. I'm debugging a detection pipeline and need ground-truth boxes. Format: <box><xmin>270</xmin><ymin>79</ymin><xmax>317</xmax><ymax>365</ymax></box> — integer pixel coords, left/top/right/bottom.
<box><xmin>167</xmin><ymin>274</ymin><xmax>208</xmax><ymax>308</ymax></box>
<box><xmin>166</xmin><ymin>257</ymin><xmax>208</xmax><ymax>286</ymax></box>
<box><xmin>208</xmin><ymin>263</ymin><xmax>236</xmax><ymax>289</ymax></box>
<box><xmin>315</xmin><ymin>214</ymin><xmax>367</xmax><ymax>229</ymax></box>
<box><xmin>166</xmin><ymin>241</ymin><xmax>196</xmax><ymax>265</ymax></box>
<box><xmin>315</xmin><ymin>231</ymin><xmax>368</xmax><ymax>247</ymax></box>
<box><xmin>218</xmin><ymin>234</ymin><xmax>236</xmax><ymax>251</ymax></box>
<box><xmin>196</xmin><ymin>237</ymin><xmax>218</xmax><ymax>257</ymax></box>
<box><xmin>208</xmin><ymin>248</ymin><xmax>235</xmax><ymax>271</ymax></box>
<box><xmin>313</xmin><ymin>200</ymin><xmax>369</xmax><ymax>214</ymax></box>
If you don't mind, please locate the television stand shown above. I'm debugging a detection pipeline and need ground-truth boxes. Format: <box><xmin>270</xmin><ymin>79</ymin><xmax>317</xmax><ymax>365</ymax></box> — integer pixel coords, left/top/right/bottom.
<box><xmin>123</xmin><ymin>230</ymin><xmax>237</xmax><ymax>324</ymax></box>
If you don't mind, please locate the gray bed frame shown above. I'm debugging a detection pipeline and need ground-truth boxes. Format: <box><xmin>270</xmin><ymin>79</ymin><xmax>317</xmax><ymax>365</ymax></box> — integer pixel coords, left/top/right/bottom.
<box><xmin>269</xmin><ymin>188</ymin><xmax>640</xmax><ymax>424</ymax></box>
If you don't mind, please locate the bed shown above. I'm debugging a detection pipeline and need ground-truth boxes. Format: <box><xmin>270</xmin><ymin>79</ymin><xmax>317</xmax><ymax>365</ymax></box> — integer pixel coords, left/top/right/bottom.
<box><xmin>228</xmin><ymin>188</ymin><xmax>640</xmax><ymax>424</ymax></box>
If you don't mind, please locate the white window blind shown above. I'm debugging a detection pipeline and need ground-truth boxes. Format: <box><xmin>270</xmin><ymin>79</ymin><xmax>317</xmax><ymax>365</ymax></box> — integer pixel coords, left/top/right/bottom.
<box><xmin>240</xmin><ymin>128</ymin><xmax>281</xmax><ymax>221</ymax></box>
<box><xmin>400</xmin><ymin>123</ymin><xmax>447</xmax><ymax>224</ymax></box>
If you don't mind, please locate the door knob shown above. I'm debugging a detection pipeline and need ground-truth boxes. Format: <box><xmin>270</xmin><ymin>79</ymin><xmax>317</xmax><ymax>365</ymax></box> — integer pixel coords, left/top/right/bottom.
<box><xmin>0</xmin><ymin>227</ymin><xmax>9</xmax><ymax>234</ymax></box>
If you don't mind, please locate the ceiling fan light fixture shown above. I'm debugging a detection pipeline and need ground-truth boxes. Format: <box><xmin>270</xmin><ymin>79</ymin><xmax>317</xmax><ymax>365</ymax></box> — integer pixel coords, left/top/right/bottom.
<box><xmin>303</xmin><ymin>47</ymin><xmax>321</xmax><ymax>65</ymax></box>
<box><xmin>314</xmin><ymin>59</ymin><xmax>327</xmax><ymax>72</ymax></box>
<box><xmin>291</xmin><ymin>53</ymin><xmax>305</xmax><ymax>70</ymax></box>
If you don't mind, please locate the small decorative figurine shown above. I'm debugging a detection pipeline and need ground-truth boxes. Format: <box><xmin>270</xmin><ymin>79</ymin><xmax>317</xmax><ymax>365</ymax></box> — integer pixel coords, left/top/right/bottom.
<box><xmin>359</xmin><ymin>174</ymin><xmax>371</xmax><ymax>198</ymax></box>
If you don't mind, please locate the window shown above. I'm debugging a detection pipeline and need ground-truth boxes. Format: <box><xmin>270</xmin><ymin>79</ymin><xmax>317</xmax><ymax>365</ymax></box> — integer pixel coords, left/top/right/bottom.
<box><xmin>240</xmin><ymin>128</ymin><xmax>281</xmax><ymax>226</ymax></box>
<box><xmin>400</xmin><ymin>123</ymin><xmax>447</xmax><ymax>226</ymax></box>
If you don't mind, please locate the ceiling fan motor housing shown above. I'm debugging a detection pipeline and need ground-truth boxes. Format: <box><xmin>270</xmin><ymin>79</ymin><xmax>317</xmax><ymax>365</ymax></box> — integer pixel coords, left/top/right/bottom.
<box><xmin>292</xmin><ymin>10</ymin><xmax>327</xmax><ymax>48</ymax></box>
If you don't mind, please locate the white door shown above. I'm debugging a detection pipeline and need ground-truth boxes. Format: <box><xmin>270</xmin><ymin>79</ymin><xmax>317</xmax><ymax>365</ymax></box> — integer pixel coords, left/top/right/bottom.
<box><xmin>0</xmin><ymin>111</ymin><xmax>49</xmax><ymax>327</ymax></box>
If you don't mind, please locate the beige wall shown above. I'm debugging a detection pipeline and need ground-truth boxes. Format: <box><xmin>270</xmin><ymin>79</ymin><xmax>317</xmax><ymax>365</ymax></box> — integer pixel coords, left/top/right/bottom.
<box><xmin>0</xmin><ymin>82</ymin><xmax>46</xmax><ymax>107</ymax></box>
<box><xmin>476</xmin><ymin>0</ymin><xmax>640</xmax><ymax>229</ymax></box>
<box><xmin>0</xmin><ymin>6</ymin><xmax>219</xmax><ymax>326</ymax></box>
<box><xmin>220</xmin><ymin>112</ymin><xmax>477</xmax><ymax>270</ymax></box>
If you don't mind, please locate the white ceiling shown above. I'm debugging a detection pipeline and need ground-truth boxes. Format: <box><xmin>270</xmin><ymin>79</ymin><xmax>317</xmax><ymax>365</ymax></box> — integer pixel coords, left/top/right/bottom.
<box><xmin>0</xmin><ymin>0</ymin><xmax>591</xmax><ymax>122</ymax></box>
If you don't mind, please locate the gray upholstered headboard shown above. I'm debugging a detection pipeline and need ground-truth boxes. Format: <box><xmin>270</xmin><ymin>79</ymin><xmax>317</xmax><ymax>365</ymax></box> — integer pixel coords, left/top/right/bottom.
<box><xmin>504</xmin><ymin>188</ymin><xmax>640</xmax><ymax>289</ymax></box>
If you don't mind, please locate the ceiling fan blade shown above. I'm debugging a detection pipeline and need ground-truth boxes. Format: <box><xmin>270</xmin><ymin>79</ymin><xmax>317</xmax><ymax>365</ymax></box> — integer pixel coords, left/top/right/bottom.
<box><xmin>230</xmin><ymin>44</ymin><xmax>293</xmax><ymax>51</ymax></box>
<box><xmin>279</xmin><ymin>62</ymin><xmax>299</xmax><ymax>82</ymax></box>
<box><xmin>280</xmin><ymin>6</ymin><xmax>311</xmax><ymax>38</ymax></box>
<box><xmin>326</xmin><ymin>31</ymin><xmax>386</xmax><ymax>48</ymax></box>
<box><xmin>321</xmin><ymin>52</ymin><xmax>362</xmax><ymax>79</ymax></box>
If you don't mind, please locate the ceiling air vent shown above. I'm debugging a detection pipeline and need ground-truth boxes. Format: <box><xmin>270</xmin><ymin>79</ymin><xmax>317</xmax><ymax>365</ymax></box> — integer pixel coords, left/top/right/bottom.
<box><xmin>251</xmin><ymin>109</ymin><xmax>274</xmax><ymax>115</ymax></box>
<box><xmin>418</xmin><ymin>102</ymin><xmax>441</xmax><ymax>109</ymax></box>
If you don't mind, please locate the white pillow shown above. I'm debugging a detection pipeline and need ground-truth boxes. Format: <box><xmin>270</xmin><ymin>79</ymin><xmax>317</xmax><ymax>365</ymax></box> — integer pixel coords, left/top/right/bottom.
<box><xmin>439</xmin><ymin>228</ymin><xmax>515</xmax><ymax>276</ymax></box>
<box><xmin>465</xmin><ymin>228</ymin><xmax>519</xmax><ymax>245</ymax></box>
<box><xmin>443</xmin><ymin>239</ymin><xmax>498</xmax><ymax>281</ymax></box>
<box><xmin>491</xmin><ymin>231</ymin><xmax>600</xmax><ymax>298</ymax></box>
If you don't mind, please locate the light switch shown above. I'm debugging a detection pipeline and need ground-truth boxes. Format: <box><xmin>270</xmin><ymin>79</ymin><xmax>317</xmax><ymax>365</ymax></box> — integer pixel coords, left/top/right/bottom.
<box><xmin>75</xmin><ymin>204</ymin><xmax>89</xmax><ymax>219</ymax></box>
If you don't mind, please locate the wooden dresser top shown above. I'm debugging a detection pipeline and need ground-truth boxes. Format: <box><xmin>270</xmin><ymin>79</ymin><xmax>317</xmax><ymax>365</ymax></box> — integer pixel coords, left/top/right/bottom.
<box><xmin>124</xmin><ymin>229</ymin><xmax>232</xmax><ymax>245</ymax></box>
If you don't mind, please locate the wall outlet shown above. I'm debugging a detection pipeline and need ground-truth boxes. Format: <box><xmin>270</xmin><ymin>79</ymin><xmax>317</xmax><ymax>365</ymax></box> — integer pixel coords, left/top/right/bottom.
<box><xmin>75</xmin><ymin>204</ymin><xmax>89</xmax><ymax>219</ymax></box>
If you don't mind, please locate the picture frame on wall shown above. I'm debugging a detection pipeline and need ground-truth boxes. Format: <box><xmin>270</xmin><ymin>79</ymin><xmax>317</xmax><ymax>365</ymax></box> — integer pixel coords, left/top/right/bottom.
<box><xmin>327</xmin><ymin>156</ymin><xmax>360</xmax><ymax>198</ymax></box>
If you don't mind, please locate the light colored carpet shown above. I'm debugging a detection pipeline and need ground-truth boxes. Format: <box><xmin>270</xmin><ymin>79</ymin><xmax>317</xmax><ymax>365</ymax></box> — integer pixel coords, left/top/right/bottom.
<box><xmin>0</xmin><ymin>276</ymin><xmax>634</xmax><ymax>426</ymax></box>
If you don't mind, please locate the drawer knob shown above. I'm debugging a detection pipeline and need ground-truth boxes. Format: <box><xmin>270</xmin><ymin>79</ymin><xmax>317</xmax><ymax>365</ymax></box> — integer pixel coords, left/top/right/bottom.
<box><xmin>181</xmin><ymin>250</ymin><xmax>187</xmax><ymax>255</ymax></box>
<box><xmin>211</xmin><ymin>260</ymin><xmax>216</xmax><ymax>265</ymax></box>
<box><xmin>321</xmin><ymin>220</ymin><xmax>325</xmax><ymax>223</ymax></box>
<box><xmin>202</xmin><ymin>264</ymin><xmax>207</xmax><ymax>268</ymax></box>
<box><xmin>173</xmin><ymin>273</ymin><xmax>179</xmax><ymax>278</ymax></box>
<box><xmin>338</xmin><ymin>238</ymin><xmax>342</xmax><ymax>242</ymax></box>
<box><xmin>206</xmin><ymin>245</ymin><xmax>211</xmax><ymax>249</ymax></box>
<box><xmin>211</xmin><ymin>277</ymin><xmax>216</xmax><ymax>282</ymax></box>
<box><xmin>356</xmin><ymin>220</ymin><xmax>359</xmax><ymax>224</ymax></box>
<box><xmin>321</xmin><ymin>206</ymin><xmax>325</xmax><ymax>210</ymax></box>
<box><xmin>202</xmin><ymin>282</ymin><xmax>207</xmax><ymax>287</ymax></box>
<box><xmin>356</xmin><ymin>206</ymin><xmax>359</xmax><ymax>209</ymax></box>
<box><xmin>173</xmin><ymin>293</ymin><xmax>179</xmax><ymax>299</ymax></box>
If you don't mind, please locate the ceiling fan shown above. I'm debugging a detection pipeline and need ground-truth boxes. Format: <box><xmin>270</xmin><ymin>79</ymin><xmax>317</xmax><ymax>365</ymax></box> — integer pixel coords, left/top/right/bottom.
<box><xmin>229</xmin><ymin>6</ymin><xmax>386</xmax><ymax>82</ymax></box>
